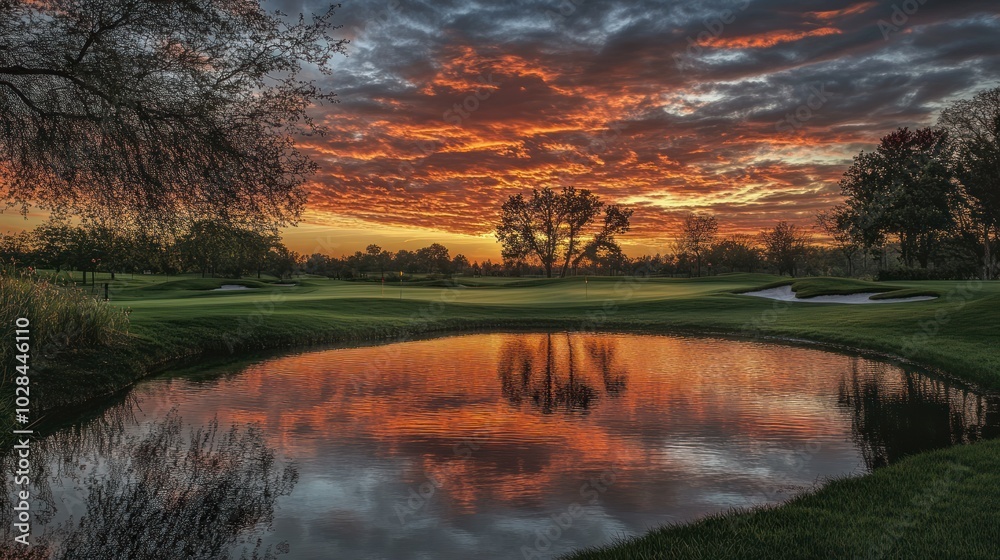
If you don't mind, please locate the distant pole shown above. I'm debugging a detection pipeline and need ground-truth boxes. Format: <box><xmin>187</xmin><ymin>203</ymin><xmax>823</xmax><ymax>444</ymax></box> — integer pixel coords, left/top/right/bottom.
<box><xmin>585</xmin><ymin>276</ymin><xmax>588</xmax><ymax>300</ymax></box>
<box><xmin>399</xmin><ymin>270</ymin><xmax>403</xmax><ymax>300</ymax></box>
<box><xmin>104</xmin><ymin>282</ymin><xmax>109</xmax><ymax>301</ymax></box>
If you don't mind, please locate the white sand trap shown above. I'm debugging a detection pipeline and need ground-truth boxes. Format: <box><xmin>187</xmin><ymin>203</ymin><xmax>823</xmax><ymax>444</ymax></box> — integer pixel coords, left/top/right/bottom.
<box><xmin>742</xmin><ymin>285</ymin><xmax>937</xmax><ymax>304</ymax></box>
<box><xmin>213</xmin><ymin>284</ymin><xmax>255</xmax><ymax>291</ymax></box>
<box><xmin>273</xmin><ymin>283</ymin><xmax>297</xmax><ymax>287</ymax></box>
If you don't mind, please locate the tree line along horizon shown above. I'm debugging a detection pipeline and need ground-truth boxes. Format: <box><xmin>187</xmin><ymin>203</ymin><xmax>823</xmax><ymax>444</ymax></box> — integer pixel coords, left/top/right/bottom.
<box><xmin>3</xmin><ymin>85</ymin><xmax>999</xmax><ymax>282</ymax></box>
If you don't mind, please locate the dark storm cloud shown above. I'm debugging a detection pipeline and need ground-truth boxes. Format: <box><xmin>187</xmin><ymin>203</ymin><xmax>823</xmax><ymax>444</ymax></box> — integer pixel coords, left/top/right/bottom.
<box><xmin>272</xmin><ymin>0</ymin><xmax>1000</xmax><ymax>237</ymax></box>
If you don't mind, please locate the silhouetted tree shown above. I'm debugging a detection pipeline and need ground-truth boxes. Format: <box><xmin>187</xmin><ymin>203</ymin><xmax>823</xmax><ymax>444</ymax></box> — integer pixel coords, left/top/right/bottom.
<box><xmin>364</xmin><ymin>244</ymin><xmax>392</xmax><ymax>276</ymax></box>
<box><xmin>816</xmin><ymin>206</ymin><xmax>860</xmax><ymax>276</ymax></box>
<box><xmin>266</xmin><ymin>245</ymin><xmax>299</xmax><ymax>279</ymax></box>
<box><xmin>760</xmin><ymin>221</ymin><xmax>809</xmax><ymax>276</ymax></box>
<box><xmin>392</xmin><ymin>249</ymin><xmax>418</xmax><ymax>273</ymax></box>
<box><xmin>176</xmin><ymin>221</ymin><xmax>229</xmax><ymax>277</ymax></box>
<box><xmin>839</xmin><ymin>128</ymin><xmax>958</xmax><ymax>269</ymax></box>
<box><xmin>452</xmin><ymin>254</ymin><xmax>470</xmax><ymax>274</ymax></box>
<box><xmin>709</xmin><ymin>233</ymin><xmax>761</xmax><ymax>273</ymax></box>
<box><xmin>416</xmin><ymin>243</ymin><xmax>451</xmax><ymax>273</ymax></box>
<box><xmin>0</xmin><ymin>0</ymin><xmax>346</xmax><ymax>227</ymax></box>
<box><xmin>496</xmin><ymin>186</ymin><xmax>631</xmax><ymax>278</ymax></box>
<box><xmin>31</xmin><ymin>219</ymin><xmax>76</xmax><ymax>273</ymax></box>
<box><xmin>0</xmin><ymin>230</ymin><xmax>31</xmax><ymax>266</ymax></box>
<box><xmin>940</xmin><ymin>87</ymin><xmax>1000</xmax><ymax>279</ymax></box>
<box><xmin>680</xmin><ymin>214</ymin><xmax>718</xmax><ymax>277</ymax></box>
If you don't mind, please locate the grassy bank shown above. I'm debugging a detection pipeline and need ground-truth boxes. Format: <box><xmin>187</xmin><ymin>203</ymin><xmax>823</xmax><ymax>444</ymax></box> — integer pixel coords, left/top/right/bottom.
<box><xmin>5</xmin><ymin>272</ymin><xmax>1000</xmax><ymax>558</ymax></box>
<box><xmin>565</xmin><ymin>438</ymin><xmax>1000</xmax><ymax>559</ymax></box>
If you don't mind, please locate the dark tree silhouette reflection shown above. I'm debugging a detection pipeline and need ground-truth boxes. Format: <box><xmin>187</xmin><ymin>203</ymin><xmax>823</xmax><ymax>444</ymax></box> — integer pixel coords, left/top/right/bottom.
<box><xmin>1</xmin><ymin>407</ymin><xmax>297</xmax><ymax>560</ymax></box>
<box><xmin>838</xmin><ymin>358</ymin><xmax>1000</xmax><ymax>470</ymax></box>
<box><xmin>586</xmin><ymin>338</ymin><xmax>628</xmax><ymax>395</ymax></box>
<box><xmin>497</xmin><ymin>333</ymin><xmax>628</xmax><ymax>413</ymax></box>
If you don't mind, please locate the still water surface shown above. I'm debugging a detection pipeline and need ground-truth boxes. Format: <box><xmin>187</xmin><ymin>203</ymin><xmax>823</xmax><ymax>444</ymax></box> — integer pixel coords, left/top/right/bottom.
<box><xmin>8</xmin><ymin>333</ymin><xmax>999</xmax><ymax>559</ymax></box>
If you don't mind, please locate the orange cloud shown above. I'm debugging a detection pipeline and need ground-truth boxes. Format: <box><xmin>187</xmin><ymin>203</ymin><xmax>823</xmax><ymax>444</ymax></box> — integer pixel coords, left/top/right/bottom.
<box><xmin>806</xmin><ymin>2</ymin><xmax>878</xmax><ymax>21</ymax></box>
<box><xmin>711</xmin><ymin>27</ymin><xmax>843</xmax><ymax>49</ymax></box>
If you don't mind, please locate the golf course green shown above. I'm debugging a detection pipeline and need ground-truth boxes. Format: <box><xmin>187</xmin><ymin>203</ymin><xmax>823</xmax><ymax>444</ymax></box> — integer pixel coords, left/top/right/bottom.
<box><xmin>25</xmin><ymin>273</ymin><xmax>1000</xmax><ymax>559</ymax></box>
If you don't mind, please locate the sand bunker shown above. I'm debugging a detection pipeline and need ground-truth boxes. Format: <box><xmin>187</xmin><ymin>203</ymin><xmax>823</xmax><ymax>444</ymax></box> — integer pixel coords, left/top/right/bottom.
<box><xmin>742</xmin><ymin>285</ymin><xmax>937</xmax><ymax>304</ymax></box>
<box><xmin>213</xmin><ymin>284</ymin><xmax>255</xmax><ymax>291</ymax></box>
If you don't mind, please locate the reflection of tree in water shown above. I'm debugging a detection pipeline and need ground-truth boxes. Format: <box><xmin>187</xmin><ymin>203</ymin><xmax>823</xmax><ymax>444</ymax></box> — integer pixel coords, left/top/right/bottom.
<box><xmin>498</xmin><ymin>333</ymin><xmax>628</xmax><ymax>413</ymax></box>
<box><xmin>586</xmin><ymin>338</ymin><xmax>628</xmax><ymax>395</ymax></box>
<box><xmin>838</xmin><ymin>358</ymin><xmax>1000</xmax><ymax>470</ymax></box>
<box><xmin>1</xmin><ymin>405</ymin><xmax>297</xmax><ymax>560</ymax></box>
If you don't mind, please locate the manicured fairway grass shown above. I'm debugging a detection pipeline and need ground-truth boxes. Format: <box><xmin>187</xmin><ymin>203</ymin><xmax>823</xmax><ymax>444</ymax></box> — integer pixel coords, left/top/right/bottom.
<box><xmin>18</xmin><ymin>272</ymin><xmax>1000</xmax><ymax>559</ymax></box>
<box><xmin>97</xmin><ymin>272</ymin><xmax>998</xmax><ymax>390</ymax></box>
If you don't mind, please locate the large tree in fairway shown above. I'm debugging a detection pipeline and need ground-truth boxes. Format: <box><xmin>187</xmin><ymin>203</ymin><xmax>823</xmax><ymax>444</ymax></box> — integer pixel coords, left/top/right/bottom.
<box><xmin>0</xmin><ymin>0</ymin><xmax>346</xmax><ymax>227</ymax></box>
<box><xmin>495</xmin><ymin>186</ymin><xmax>632</xmax><ymax>278</ymax></box>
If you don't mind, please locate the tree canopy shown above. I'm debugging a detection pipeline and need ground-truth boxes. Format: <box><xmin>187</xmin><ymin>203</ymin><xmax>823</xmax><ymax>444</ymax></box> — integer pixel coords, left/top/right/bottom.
<box><xmin>680</xmin><ymin>214</ymin><xmax>718</xmax><ymax>277</ymax></box>
<box><xmin>838</xmin><ymin>127</ymin><xmax>958</xmax><ymax>268</ymax></box>
<box><xmin>0</xmin><ymin>0</ymin><xmax>346</xmax><ymax>227</ymax></box>
<box><xmin>760</xmin><ymin>221</ymin><xmax>808</xmax><ymax>277</ymax></box>
<box><xmin>495</xmin><ymin>186</ymin><xmax>632</xmax><ymax>278</ymax></box>
<box><xmin>940</xmin><ymin>86</ymin><xmax>1000</xmax><ymax>278</ymax></box>
<box><xmin>940</xmin><ymin>87</ymin><xmax>1000</xmax><ymax>228</ymax></box>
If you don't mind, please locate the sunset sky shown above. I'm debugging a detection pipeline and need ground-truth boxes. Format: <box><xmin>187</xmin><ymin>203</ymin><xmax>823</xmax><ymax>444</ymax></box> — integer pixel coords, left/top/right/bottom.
<box><xmin>5</xmin><ymin>0</ymin><xmax>1000</xmax><ymax>261</ymax></box>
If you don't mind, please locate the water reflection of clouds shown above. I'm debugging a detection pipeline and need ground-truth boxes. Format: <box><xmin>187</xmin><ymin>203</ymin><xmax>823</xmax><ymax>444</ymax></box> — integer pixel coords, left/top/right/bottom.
<box><xmin>6</xmin><ymin>333</ymin><xmax>998</xmax><ymax>559</ymax></box>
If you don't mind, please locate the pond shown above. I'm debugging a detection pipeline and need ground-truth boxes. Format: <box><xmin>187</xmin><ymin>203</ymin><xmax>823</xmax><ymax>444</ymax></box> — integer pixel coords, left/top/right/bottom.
<box><xmin>4</xmin><ymin>332</ymin><xmax>998</xmax><ymax>559</ymax></box>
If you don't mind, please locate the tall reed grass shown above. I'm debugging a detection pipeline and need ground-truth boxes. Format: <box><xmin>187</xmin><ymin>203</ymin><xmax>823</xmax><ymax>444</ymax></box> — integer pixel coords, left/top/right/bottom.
<box><xmin>1</xmin><ymin>267</ymin><xmax>130</xmax><ymax>433</ymax></box>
